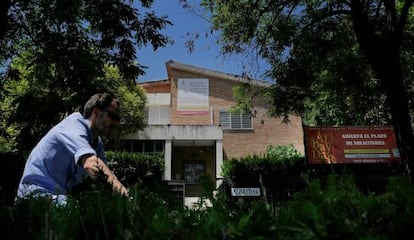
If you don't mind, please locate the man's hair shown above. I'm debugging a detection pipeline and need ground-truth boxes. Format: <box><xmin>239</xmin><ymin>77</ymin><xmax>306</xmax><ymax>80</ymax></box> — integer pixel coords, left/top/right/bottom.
<box><xmin>83</xmin><ymin>93</ymin><xmax>119</xmax><ymax>118</ymax></box>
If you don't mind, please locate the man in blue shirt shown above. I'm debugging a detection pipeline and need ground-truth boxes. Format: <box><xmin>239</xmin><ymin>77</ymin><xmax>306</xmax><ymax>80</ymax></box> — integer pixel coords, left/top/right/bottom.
<box><xmin>16</xmin><ymin>93</ymin><xmax>128</xmax><ymax>202</ymax></box>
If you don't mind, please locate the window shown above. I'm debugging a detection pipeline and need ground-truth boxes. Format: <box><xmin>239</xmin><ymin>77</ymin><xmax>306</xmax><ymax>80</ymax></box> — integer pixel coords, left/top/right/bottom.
<box><xmin>184</xmin><ymin>162</ymin><xmax>205</xmax><ymax>184</ymax></box>
<box><xmin>146</xmin><ymin>105</ymin><xmax>170</xmax><ymax>125</ymax></box>
<box><xmin>219</xmin><ymin>111</ymin><xmax>253</xmax><ymax>129</ymax></box>
<box><xmin>119</xmin><ymin>140</ymin><xmax>165</xmax><ymax>154</ymax></box>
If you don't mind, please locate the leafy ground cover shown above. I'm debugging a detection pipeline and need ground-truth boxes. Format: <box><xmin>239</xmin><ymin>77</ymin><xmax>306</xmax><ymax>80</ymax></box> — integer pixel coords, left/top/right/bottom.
<box><xmin>2</xmin><ymin>149</ymin><xmax>413</xmax><ymax>239</ymax></box>
<box><xmin>2</xmin><ymin>173</ymin><xmax>414</xmax><ymax>239</ymax></box>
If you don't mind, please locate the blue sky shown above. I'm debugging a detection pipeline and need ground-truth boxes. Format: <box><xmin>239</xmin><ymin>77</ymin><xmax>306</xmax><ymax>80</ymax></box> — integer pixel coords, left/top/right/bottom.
<box><xmin>137</xmin><ymin>0</ymin><xmax>271</xmax><ymax>82</ymax></box>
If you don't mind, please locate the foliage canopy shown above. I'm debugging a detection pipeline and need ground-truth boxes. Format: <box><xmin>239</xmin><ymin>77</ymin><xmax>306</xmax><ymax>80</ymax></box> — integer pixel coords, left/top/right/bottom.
<box><xmin>0</xmin><ymin>0</ymin><xmax>172</xmax><ymax>153</ymax></box>
<box><xmin>202</xmin><ymin>0</ymin><xmax>414</xmax><ymax>178</ymax></box>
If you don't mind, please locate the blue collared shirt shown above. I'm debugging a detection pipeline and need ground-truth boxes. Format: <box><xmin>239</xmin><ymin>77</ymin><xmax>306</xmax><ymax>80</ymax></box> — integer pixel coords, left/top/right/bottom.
<box><xmin>17</xmin><ymin>112</ymin><xmax>105</xmax><ymax>198</ymax></box>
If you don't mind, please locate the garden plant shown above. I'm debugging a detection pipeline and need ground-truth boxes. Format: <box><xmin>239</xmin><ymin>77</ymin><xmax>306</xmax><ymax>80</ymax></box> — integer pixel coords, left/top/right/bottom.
<box><xmin>1</xmin><ymin>148</ymin><xmax>413</xmax><ymax>239</ymax></box>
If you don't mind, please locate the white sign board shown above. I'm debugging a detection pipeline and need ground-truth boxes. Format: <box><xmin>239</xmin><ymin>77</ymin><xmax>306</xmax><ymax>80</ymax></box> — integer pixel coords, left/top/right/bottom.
<box><xmin>177</xmin><ymin>78</ymin><xmax>209</xmax><ymax>115</ymax></box>
<box><xmin>231</xmin><ymin>188</ymin><xmax>261</xmax><ymax>197</ymax></box>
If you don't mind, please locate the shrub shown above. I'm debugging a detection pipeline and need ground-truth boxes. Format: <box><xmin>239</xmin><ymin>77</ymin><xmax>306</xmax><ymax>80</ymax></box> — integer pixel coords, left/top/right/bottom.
<box><xmin>3</xmin><ymin>173</ymin><xmax>414</xmax><ymax>239</ymax></box>
<box><xmin>274</xmin><ymin>174</ymin><xmax>414</xmax><ymax>240</ymax></box>
<box><xmin>106</xmin><ymin>151</ymin><xmax>165</xmax><ymax>188</ymax></box>
<box><xmin>3</xmin><ymin>149</ymin><xmax>413</xmax><ymax>239</ymax></box>
<box><xmin>221</xmin><ymin>144</ymin><xmax>304</xmax><ymax>178</ymax></box>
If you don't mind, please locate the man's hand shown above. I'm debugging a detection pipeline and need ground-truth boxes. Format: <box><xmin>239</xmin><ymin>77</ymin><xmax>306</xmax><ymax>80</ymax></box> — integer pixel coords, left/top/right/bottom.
<box><xmin>80</xmin><ymin>154</ymin><xmax>128</xmax><ymax>196</ymax></box>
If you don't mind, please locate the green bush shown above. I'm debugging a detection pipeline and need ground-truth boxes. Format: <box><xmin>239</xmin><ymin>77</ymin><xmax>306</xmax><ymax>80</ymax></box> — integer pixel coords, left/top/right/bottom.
<box><xmin>69</xmin><ymin>150</ymin><xmax>166</xmax><ymax>201</ymax></box>
<box><xmin>7</xmin><ymin>185</ymin><xmax>177</xmax><ymax>239</ymax></box>
<box><xmin>3</xmin><ymin>173</ymin><xmax>414</xmax><ymax>239</ymax></box>
<box><xmin>106</xmin><ymin>151</ymin><xmax>165</xmax><ymax>188</ymax></box>
<box><xmin>266</xmin><ymin>144</ymin><xmax>304</xmax><ymax>164</ymax></box>
<box><xmin>274</xmin><ymin>174</ymin><xmax>414</xmax><ymax>240</ymax></box>
<box><xmin>221</xmin><ymin>144</ymin><xmax>304</xmax><ymax>178</ymax></box>
<box><xmin>3</xmin><ymin>148</ymin><xmax>413</xmax><ymax>239</ymax></box>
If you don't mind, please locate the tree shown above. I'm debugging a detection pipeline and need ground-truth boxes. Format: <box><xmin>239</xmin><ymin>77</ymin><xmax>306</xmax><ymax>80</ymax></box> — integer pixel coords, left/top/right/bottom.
<box><xmin>266</xmin><ymin>18</ymin><xmax>390</xmax><ymax>126</ymax></box>
<box><xmin>0</xmin><ymin>0</ymin><xmax>170</xmax><ymax>153</ymax></box>
<box><xmin>203</xmin><ymin>0</ymin><xmax>414</xmax><ymax>179</ymax></box>
<box><xmin>1</xmin><ymin>0</ymin><xmax>172</xmax><ymax>84</ymax></box>
<box><xmin>1</xmin><ymin>52</ymin><xmax>147</xmax><ymax>153</ymax></box>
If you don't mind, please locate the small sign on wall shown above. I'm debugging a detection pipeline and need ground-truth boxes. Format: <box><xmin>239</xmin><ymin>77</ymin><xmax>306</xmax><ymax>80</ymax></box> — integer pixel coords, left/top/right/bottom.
<box><xmin>231</xmin><ymin>187</ymin><xmax>261</xmax><ymax>197</ymax></box>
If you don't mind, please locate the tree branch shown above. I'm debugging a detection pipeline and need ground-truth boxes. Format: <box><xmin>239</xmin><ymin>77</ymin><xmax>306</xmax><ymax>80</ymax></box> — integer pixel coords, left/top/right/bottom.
<box><xmin>304</xmin><ymin>9</ymin><xmax>352</xmax><ymax>31</ymax></box>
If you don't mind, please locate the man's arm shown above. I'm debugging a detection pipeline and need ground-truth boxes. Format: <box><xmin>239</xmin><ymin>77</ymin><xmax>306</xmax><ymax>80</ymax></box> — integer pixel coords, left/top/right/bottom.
<box><xmin>79</xmin><ymin>155</ymin><xmax>128</xmax><ymax>196</ymax></box>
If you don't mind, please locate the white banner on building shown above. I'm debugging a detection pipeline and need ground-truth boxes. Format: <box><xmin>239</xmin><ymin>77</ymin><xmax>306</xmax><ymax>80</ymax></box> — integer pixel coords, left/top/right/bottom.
<box><xmin>177</xmin><ymin>78</ymin><xmax>209</xmax><ymax>115</ymax></box>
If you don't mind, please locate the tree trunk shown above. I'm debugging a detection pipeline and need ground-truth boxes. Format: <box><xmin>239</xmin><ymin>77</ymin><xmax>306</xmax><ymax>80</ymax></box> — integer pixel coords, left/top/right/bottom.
<box><xmin>0</xmin><ymin>0</ymin><xmax>11</xmax><ymax>42</ymax></box>
<box><xmin>375</xmin><ymin>49</ymin><xmax>414</xmax><ymax>181</ymax></box>
<box><xmin>350</xmin><ymin>1</ymin><xmax>414</xmax><ymax>181</ymax></box>
<box><xmin>258</xmin><ymin>173</ymin><xmax>269</xmax><ymax>208</ymax></box>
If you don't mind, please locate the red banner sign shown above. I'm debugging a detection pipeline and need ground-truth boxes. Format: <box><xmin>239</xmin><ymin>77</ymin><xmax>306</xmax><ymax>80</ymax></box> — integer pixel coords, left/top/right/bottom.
<box><xmin>304</xmin><ymin>126</ymin><xmax>401</xmax><ymax>164</ymax></box>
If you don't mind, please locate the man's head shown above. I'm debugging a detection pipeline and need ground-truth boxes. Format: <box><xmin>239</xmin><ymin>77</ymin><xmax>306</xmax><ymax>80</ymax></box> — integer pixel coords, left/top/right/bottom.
<box><xmin>84</xmin><ymin>93</ymin><xmax>120</xmax><ymax>137</ymax></box>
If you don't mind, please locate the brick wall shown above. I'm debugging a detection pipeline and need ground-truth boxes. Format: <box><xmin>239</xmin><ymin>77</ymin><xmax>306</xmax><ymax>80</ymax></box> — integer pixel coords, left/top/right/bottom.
<box><xmin>168</xmin><ymin>67</ymin><xmax>305</xmax><ymax>158</ymax></box>
<box><xmin>141</xmin><ymin>80</ymin><xmax>170</xmax><ymax>93</ymax></box>
<box><xmin>223</xmin><ymin>113</ymin><xmax>304</xmax><ymax>159</ymax></box>
<box><xmin>140</xmin><ymin>64</ymin><xmax>305</xmax><ymax>159</ymax></box>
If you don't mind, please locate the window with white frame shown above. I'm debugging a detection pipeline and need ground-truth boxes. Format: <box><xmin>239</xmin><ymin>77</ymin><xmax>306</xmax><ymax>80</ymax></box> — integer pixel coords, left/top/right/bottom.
<box><xmin>145</xmin><ymin>93</ymin><xmax>171</xmax><ymax>125</ymax></box>
<box><xmin>219</xmin><ymin>110</ymin><xmax>253</xmax><ymax>129</ymax></box>
<box><xmin>146</xmin><ymin>105</ymin><xmax>170</xmax><ymax>125</ymax></box>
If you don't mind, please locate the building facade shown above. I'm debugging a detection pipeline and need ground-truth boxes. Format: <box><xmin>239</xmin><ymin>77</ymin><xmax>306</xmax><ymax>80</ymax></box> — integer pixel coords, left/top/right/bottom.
<box><xmin>121</xmin><ymin>61</ymin><xmax>304</xmax><ymax>201</ymax></box>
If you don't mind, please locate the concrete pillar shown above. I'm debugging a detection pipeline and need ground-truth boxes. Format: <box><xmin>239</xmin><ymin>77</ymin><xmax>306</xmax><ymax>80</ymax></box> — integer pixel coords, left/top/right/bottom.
<box><xmin>164</xmin><ymin>140</ymin><xmax>172</xmax><ymax>180</ymax></box>
<box><xmin>215</xmin><ymin>140</ymin><xmax>223</xmax><ymax>186</ymax></box>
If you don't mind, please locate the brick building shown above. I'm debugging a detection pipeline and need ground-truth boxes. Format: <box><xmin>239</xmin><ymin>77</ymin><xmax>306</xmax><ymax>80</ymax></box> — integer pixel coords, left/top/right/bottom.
<box><xmin>121</xmin><ymin>61</ymin><xmax>304</xmax><ymax>205</ymax></box>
